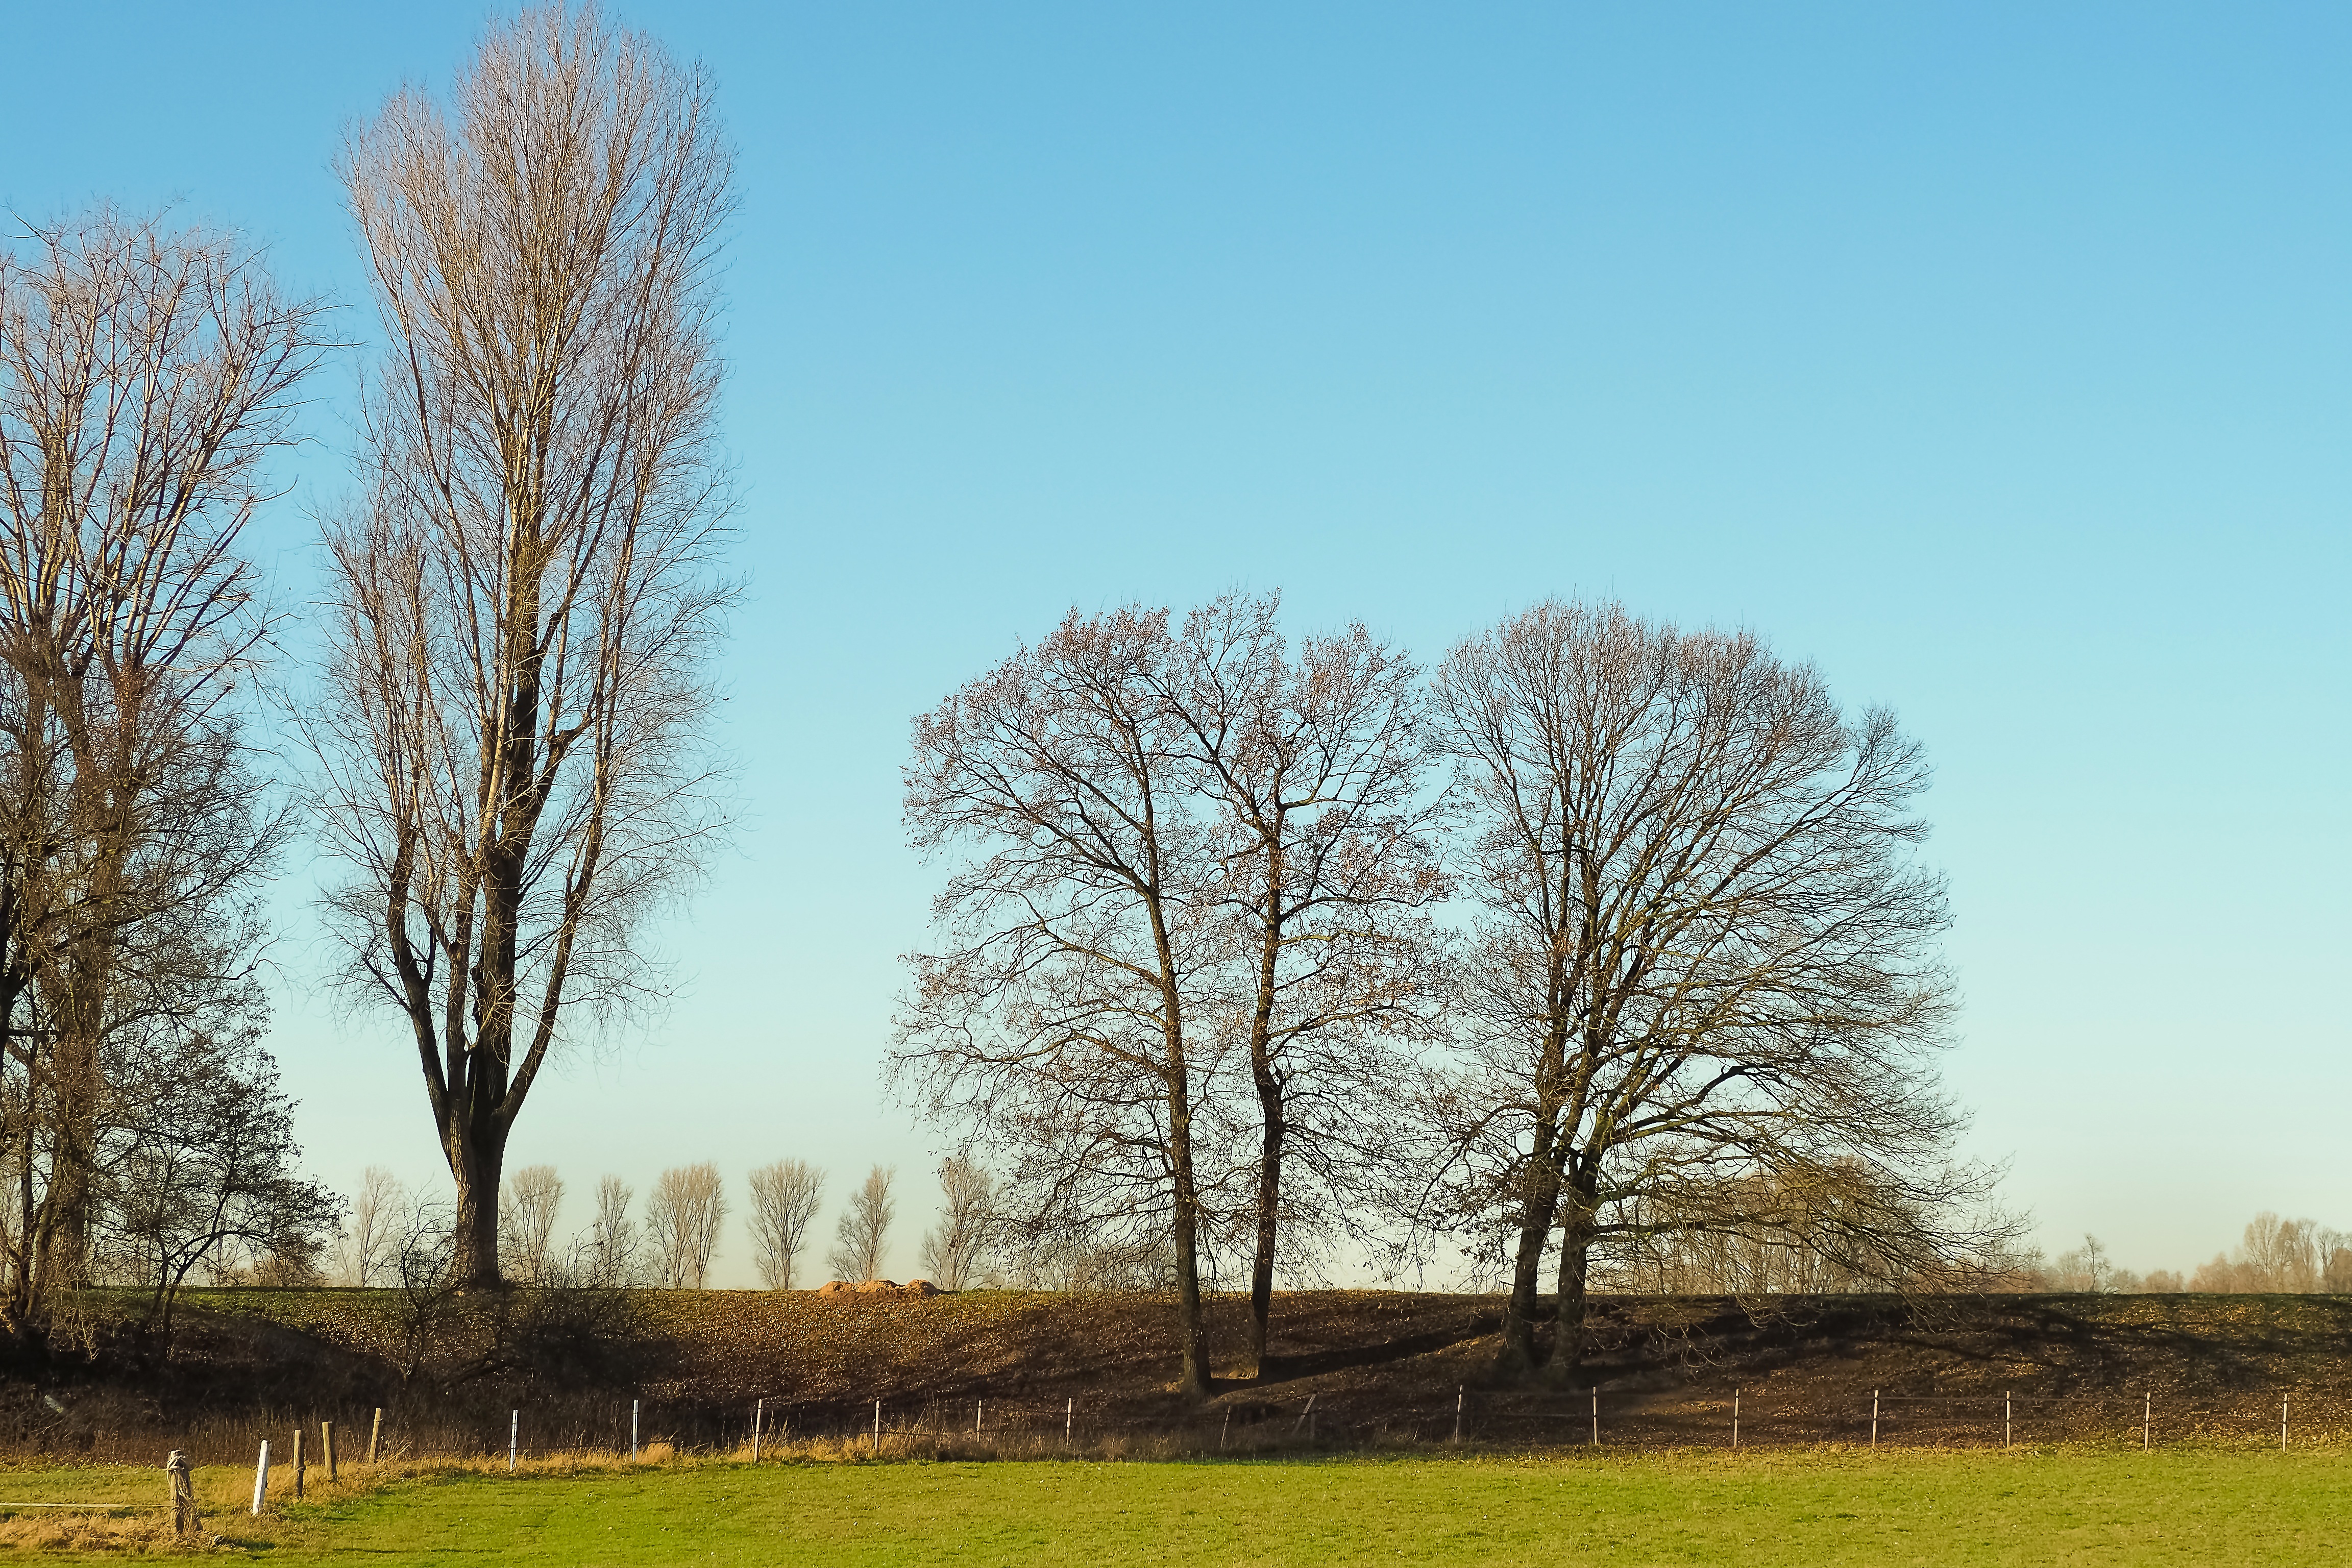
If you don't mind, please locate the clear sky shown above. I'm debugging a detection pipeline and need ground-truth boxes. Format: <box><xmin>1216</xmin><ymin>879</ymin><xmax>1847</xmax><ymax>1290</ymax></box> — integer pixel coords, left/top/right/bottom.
<box><xmin>4</xmin><ymin>2</ymin><xmax>2345</xmax><ymax>1286</ymax></box>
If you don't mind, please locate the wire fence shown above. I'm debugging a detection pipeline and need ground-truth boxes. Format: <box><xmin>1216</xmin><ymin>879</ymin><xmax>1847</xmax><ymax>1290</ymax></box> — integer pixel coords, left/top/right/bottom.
<box><xmin>537</xmin><ymin>1386</ymin><xmax>2352</xmax><ymax>1458</ymax></box>
<box><xmin>24</xmin><ymin>1385</ymin><xmax>2352</xmax><ymax>1475</ymax></box>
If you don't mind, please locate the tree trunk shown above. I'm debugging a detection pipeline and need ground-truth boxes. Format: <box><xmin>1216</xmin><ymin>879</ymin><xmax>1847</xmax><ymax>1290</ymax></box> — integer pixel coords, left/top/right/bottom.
<box><xmin>1166</xmin><ymin>1072</ymin><xmax>1213</xmax><ymax>1401</ymax></box>
<box><xmin>1498</xmin><ymin>1119</ymin><xmax>1564</xmax><ymax>1375</ymax></box>
<box><xmin>1246</xmin><ymin>1080</ymin><xmax>1283</xmax><ymax>1380</ymax></box>
<box><xmin>1541</xmin><ymin>1167</ymin><xmax>1599</xmax><ymax>1386</ymax></box>
<box><xmin>444</xmin><ymin>1102</ymin><xmax>507</xmax><ymax>1288</ymax></box>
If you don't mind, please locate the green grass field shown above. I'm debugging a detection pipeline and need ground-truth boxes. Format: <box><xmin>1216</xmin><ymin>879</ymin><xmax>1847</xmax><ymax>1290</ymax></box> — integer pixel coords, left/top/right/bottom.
<box><xmin>4</xmin><ymin>1448</ymin><xmax>2344</xmax><ymax>1563</ymax></box>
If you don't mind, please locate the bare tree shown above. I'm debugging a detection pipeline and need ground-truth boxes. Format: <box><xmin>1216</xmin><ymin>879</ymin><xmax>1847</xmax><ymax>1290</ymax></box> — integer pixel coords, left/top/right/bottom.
<box><xmin>578</xmin><ymin>1174</ymin><xmax>641</xmax><ymax>1286</ymax></box>
<box><xmin>645</xmin><ymin>1162</ymin><xmax>725</xmax><ymax>1288</ymax></box>
<box><xmin>94</xmin><ymin>1016</ymin><xmax>340</xmax><ymax>1338</ymax></box>
<box><xmin>917</xmin><ymin>1157</ymin><xmax>993</xmax><ymax>1291</ymax></box>
<box><xmin>336</xmin><ymin>1166</ymin><xmax>404</xmax><ymax>1286</ymax></box>
<box><xmin>498</xmin><ymin>1164</ymin><xmax>566</xmax><ymax>1285</ymax></box>
<box><xmin>1168</xmin><ymin>593</ymin><xmax>1449</xmax><ymax>1377</ymax></box>
<box><xmin>1424</xmin><ymin>599</ymin><xmax>1997</xmax><ymax>1382</ymax></box>
<box><xmin>826</xmin><ymin>1164</ymin><xmax>896</xmax><ymax>1283</ymax></box>
<box><xmin>2048</xmin><ymin>1234</ymin><xmax>2113</xmax><ymax>1292</ymax></box>
<box><xmin>307</xmin><ymin>2</ymin><xmax>738</xmax><ymax>1285</ymax></box>
<box><xmin>895</xmin><ymin>608</ymin><xmax>1225</xmax><ymax>1396</ymax></box>
<box><xmin>745</xmin><ymin>1159</ymin><xmax>823</xmax><ymax>1290</ymax></box>
<box><xmin>0</xmin><ymin>206</ymin><xmax>327</xmax><ymax>1341</ymax></box>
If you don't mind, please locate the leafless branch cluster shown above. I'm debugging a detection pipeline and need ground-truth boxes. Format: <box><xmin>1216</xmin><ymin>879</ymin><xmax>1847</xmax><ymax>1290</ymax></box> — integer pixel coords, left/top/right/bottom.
<box><xmin>0</xmin><ymin>206</ymin><xmax>334</xmax><ymax>1344</ymax></box>
<box><xmin>303</xmin><ymin>1</ymin><xmax>738</xmax><ymax>1284</ymax></box>
<box><xmin>899</xmin><ymin>594</ymin><xmax>2002</xmax><ymax>1393</ymax></box>
<box><xmin>746</xmin><ymin>1158</ymin><xmax>824</xmax><ymax>1290</ymax></box>
<box><xmin>826</xmin><ymin>1163</ymin><xmax>896</xmax><ymax>1284</ymax></box>
<box><xmin>645</xmin><ymin>1162</ymin><xmax>725</xmax><ymax>1288</ymax></box>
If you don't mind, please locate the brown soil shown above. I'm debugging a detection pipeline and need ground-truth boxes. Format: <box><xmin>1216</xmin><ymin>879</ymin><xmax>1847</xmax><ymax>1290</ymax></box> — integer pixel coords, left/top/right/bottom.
<box><xmin>13</xmin><ymin>1288</ymin><xmax>2352</xmax><ymax>1456</ymax></box>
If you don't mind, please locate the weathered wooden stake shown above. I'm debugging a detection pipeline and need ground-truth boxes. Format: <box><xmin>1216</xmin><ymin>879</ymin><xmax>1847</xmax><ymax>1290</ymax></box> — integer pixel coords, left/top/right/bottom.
<box><xmin>753</xmin><ymin>1398</ymin><xmax>765</xmax><ymax>1462</ymax></box>
<box><xmin>2143</xmin><ymin>1393</ymin><xmax>2150</xmax><ymax>1452</ymax></box>
<box><xmin>250</xmin><ymin>1440</ymin><xmax>271</xmax><ymax>1516</ymax></box>
<box><xmin>976</xmin><ymin>1399</ymin><xmax>983</xmax><ymax>1434</ymax></box>
<box><xmin>872</xmin><ymin>1399</ymin><xmax>881</xmax><ymax>1455</ymax></box>
<box><xmin>369</xmin><ymin>1407</ymin><xmax>382</xmax><ymax>1465</ymax></box>
<box><xmin>1453</xmin><ymin>1386</ymin><xmax>1463</xmax><ymax>1443</ymax></box>
<box><xmin>2281</xmin><ymin>1394</ymin><xmax>2289</xmax><ymax>1450</ymax></box>
<box><xmin>1871</xmin><ymin>1391</ymin><xmax>1879</xmax><ymax>1449</ymax></box>
<box><xmin>508</xmin><ymin>1409</ymin><xmax>518</xmax><ymax>1472</ymax></box>
<box><xmin>1292</xmin><ymin>1394</ymin><xmax>1317</xmax><ymax>1435</ymax></box>
<box><xmin>291</xmin><ymin>1427</ymin><xmax>306</xmax><ymax>1500</ymax></box>
<box><xmin>165</xmin><ymin>1450</ymin><xmax>201</xmax><ymax>1537</ymax></box>
<box><xmin>1065</xmin><ymin>1397</ymin><xmax>1073</xmax><ymax>1451</ymax></box>
<box><xmin>2003</xmin><ymin>1391</ymin><xmax>2011</xmax><ymax>1449</ymax></box>
<box><xmin>323</xmin><ymin>1420</ymin><xmax>337</xmax><ymax>1481</ymax></box>
<box><xmin>1732</xmin><ymin>1388</ymin><xmax>1740</xmax><ymax>1450</ymax></box>
<box><xmin>1590</xmin><ymin>1389</ymin><xmax>1599</xmax><ymax>1448</ymax></box>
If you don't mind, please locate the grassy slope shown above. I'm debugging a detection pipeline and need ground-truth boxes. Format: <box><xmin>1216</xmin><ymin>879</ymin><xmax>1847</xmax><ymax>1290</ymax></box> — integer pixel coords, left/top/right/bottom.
<box><xmin>11</xmin><ymin>1451</ymin><xmax>2350</xmax><ymax>1565</ymax></box>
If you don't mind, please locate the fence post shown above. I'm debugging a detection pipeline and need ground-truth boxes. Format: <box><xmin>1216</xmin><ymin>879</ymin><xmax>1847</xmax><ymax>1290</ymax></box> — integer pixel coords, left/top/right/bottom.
<box><xmin>1871</xmin><ymin>1391</ymin><xmax>1879</xmax><ymax>1449</ymax></box>
<box><xmin>977</xmin><ymin>1399</ymin><xmax>983</xmax><ymax>1434</ymax></box>
<box><xmin>631</xmin><ymin>1399</ymin><xmax>640</xmax><ymax>1461</ymax></box>
<box><xmin>1590</xmin><ymin>1388</ymin><xmax>1599</xmax><ymax>1448</ymax></box>
<box><xmin>1292</xmin><ymin>1395</ymin><xmax>1317</xmax><ymax>1436</ymax></box>
<box><xmin>369</xmin><ymin>1407</ymin><xmax>382</xmax><ymax>1465</ymax></box>
<box><xmin>1221</xmin><ymin>1408</ymin><xmax>1231</xmax><ymax>1450</ymax></box>
<box><xmin>323</xmin><ymin>1420</ymin><xmax>337</xmax><ymax>1482</ymax></box>
<box><xmin>508</xmin><ymin>1409</ymin><xmax>518</xmax><ymax>1472</ymax></box>
<box><xmin>2004</xmin><ymin>1391</ymin><xmax>2011</xmax><ymax>1449</ymax></box>
<box><xmin>1065</xmin><ymin>1397</ymin><xmax>1073</xmax><ymax>1451</ymax></box>
<box><xmin>292</xmin><ymin>1427</ymin><xmax>306</xmax><ymax>1500</ymax></box>
<box><xmin>1732</xmin><ymin>1388</ymin><xmax>1739</xmax><ymax>1450</ymax></box>
<box><xmin>2281</xmin><ymin>1394</ymin><xmax>2288</xmax><ymax>1451</ymax></box>
<box><xmin>251</xmin><ymin>1440</ymin><xmax>271</xmax><ymax>1516</ymax></box>
<box><xmin>166</xmin><ymin>1450</ymin><xmax>200</xmax><ymax>1537</ymax></box>
<box><xmin>1454</xmin><ymin>1386</ymin><xmax>1463</xmax><ymax>1444</ymax></box>
<box><xmin>873</xmin><ymin>1400</ymin><xmax>881</xmax><ymax>1456</ymax></box>
<box><xmin>753</xmin><ymin>1398</ymin><xmax>765</xmax><ymax>1462</ymax></box>
<box><xmin>2143</xmin><ymin>1393</ymin><xmax>2149</xmax><ymax>1452</ymax></box>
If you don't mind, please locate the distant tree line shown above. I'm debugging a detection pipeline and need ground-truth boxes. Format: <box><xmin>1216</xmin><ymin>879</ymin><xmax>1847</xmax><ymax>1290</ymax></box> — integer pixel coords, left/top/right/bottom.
<box><xmin>2033</xmin><ymin>1215</ymin><xmax>2352</xmax><ymax>1295</ymax></box>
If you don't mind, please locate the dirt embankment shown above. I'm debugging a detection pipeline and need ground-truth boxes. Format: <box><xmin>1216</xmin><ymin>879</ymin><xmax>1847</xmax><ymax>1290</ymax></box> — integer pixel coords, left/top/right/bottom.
<box><xmin>10</xmin><ymin>1288</ymin><xmax>2352</xmax><ymax>1456</ymax></box>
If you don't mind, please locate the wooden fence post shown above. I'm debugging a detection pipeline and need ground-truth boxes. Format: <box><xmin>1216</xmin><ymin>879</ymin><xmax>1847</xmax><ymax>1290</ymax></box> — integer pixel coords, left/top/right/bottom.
<box><xmin>1871</xmin><ymin>1391</ymin><xmax>1879</xmax><ymax>1449</ymax></box>
<box><xmin>1454</xmin><ymin>1386</ymin><xmax>1463</xmax><ymax>1444</ymax></box>
<box><xmin>1065</xmin><ymin>1397</ymin><xmax>1073</xmax><ymax>1451</ymax></box>
<box><xmin>165</xmin><ymin>1450</ymin><xmax>200</xmax><ymax>1537</ymax></box>
<box><xmin>2003</xmin><ymin>1391</ymin><xmax>2011</xmax><ymax>1449</ymax></box>
<box><xmin>631</xmin><ymin>1400</ymin><xmax>640</xmax><ymax>1460</ymax></box>
<box><xmin>369</xmin><ymin>1408</ymin><xmax>382</xmax><ymax>1465</ymax></box>
<box><xmin>1590</xmin><ymin>1389</ymin><xmax>1599</xmax><ymax>1448</ymax></box>
<box><xmin>2142</xmin><ymin>1394</ymin><xmax>2150</xmax><ymax>1452</ymax></box>
<box><xmin>251</xmin><ymin>1440</ymin><xmax>271</xmax><ymax>1516</ymax></box>
<box><xmin>873</xmin><ymin>1400</ymin><xmax>881</xmax><ymax>1456</ymax></box>
<box><xmin>1732</xmin><ymin>1388</ymin><xmax>1740</xmax><ymax>1450</ymax></box>
<box><xmin>508</xmin><ymin>1409</ymin><xmax>518</xmax><ymax>1472</ymax></box>
<box><xmin>753</xmin><ymin>1398</ymin><xmax>765</xmax><ymax>1462</ymax></box>
<box><xmin>323</xmin><ymin>1420</ymin><xmax>337</xmax><ymax>1481</ymax></box>
<box><xmin>291</xmin><ymin>1427</ymin><xmax>306</xmax><ymax>1500</ymax></box>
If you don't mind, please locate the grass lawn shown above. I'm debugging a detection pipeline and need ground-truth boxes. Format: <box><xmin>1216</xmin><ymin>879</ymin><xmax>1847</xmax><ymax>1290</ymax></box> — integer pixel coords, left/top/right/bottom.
<box><xmin>5</xmin><ymin>1448</ymin><xmax>2346</xmax><ymax>1564</ymax></box>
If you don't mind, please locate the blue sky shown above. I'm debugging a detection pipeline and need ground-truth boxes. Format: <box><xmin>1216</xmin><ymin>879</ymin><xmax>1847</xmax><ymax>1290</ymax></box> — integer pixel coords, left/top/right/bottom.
<box><xmin>4</xmin><ymin>2</ymin><xmax>2345</xmax><ymax>1285</ymax></box>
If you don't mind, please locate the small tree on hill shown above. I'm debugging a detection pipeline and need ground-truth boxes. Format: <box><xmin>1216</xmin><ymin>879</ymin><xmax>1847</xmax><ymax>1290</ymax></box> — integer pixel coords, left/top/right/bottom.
<box><xmin>827</xmin><ymin>1165</ymin><xmax>895</xmax><ymax>1282</ymax></box>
